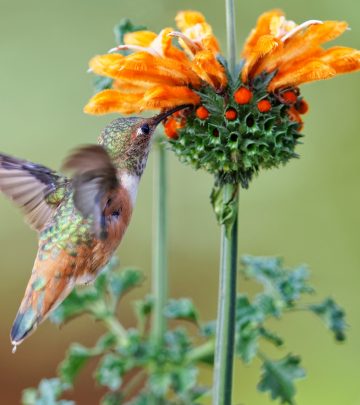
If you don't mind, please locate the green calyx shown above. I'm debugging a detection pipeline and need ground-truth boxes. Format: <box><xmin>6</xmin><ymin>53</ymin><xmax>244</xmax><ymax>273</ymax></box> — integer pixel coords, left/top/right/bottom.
<box><xmin>169</xmin><ymin>72</ymin><xmax>304</xmax><ymax>189</ymax></box>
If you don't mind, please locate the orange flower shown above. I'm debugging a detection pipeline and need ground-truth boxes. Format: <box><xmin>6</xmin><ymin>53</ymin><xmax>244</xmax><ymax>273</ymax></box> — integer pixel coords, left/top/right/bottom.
<box><xmin>84</xmin><ymin>11</ymin><xmax>226</xmax><ymax>115</ymax></box>
<box><xmin>241</xmin><ymin>10</ymin><xmax>360</xmax><ymax>91</ymax></box>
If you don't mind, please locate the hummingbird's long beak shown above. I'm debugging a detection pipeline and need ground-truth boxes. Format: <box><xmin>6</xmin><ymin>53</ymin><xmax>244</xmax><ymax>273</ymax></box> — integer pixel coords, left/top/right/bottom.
<box><xmin>152</xmin><ymin>104</ymin><xmax>193</xmax><ymax>127</ymax></box>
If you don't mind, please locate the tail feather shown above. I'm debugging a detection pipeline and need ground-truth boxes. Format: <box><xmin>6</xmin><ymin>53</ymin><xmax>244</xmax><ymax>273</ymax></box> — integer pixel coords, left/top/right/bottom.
<box><xmin>11</xmin><ymin>261</ymin><xmax>74</xmax><ymax>346</ymax></box>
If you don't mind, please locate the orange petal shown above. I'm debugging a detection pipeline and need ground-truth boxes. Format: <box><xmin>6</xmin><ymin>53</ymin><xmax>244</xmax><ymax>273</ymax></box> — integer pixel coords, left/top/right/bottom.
<box><xmin>175</xmin><ymin>10</ymin><xmax>206</xmax><ymax>31</ymax></box>
<box><xmin>191</xmin><ymin>50</ymin><xmax>227</xmax><ymax>90</ymax></box>
<box><xmin>90</xmin><ymin>53</ymin><xmax>200</xmax><ymax>87</ymax></box>
<box><xmin>254</xmin><ymin>21</ymin><xmax>348</xmax><ymax>77</ymax></box>
<box><xmin>84</xmin><ymin>89</ymin><xmax>143</xmax><ymax>115</ymax></box>
<box><xmin>149</xmin><ymin>28</ymin><xmax>189</xmax><ymax>62</ymax></box>
<box><xmin>242</xmin><ymin>9</ymin><xmax>284</xmax><ymax>58</ymax></box>
<box><xmin>124</xmin><ymin>30</ymin><xmax>157</xmax><ymax>47</ymax></box>
<box><xmin>269</xmin><ymin>60</ymin><xmax>336</xmax><ymax>90</ymax></box>
<box><xmin>320</xmin><ymin>46</ymin><xmax>360</xmax><ymax>74</ymax></box>
<box><xmin>242</xmin><ymin>35</ymin><xmax>281</xmax><ymax>82</ymax></box>
<box><xmin>142</xmin><ymin>85</ymin><xmax>200</xmax><ymax>109</ymax></box>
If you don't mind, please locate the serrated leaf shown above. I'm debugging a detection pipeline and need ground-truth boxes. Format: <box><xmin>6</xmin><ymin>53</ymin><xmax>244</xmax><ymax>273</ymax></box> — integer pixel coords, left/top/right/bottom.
<box><xmin>235</xmin><ymin>294</ymin><xmax>264</xmax><ymax>363</ymax></box>
<box><xmin>109</xmin><ymin>268</ymin><xmax>144</xmax><ymax>300</ymax></box>
<box><xmin>96</xmin><ymin>354</ymin><xmax>124</xmax><ymax>391</ymax></box>
<box><xmin>50</xmin><ymin>288</ymin><xmax>100</xmax><ymax>325</ymax></box>
<box><xmin>258</xmin><ymin>354</ymin><xmax>305</xmax><ymax>404</ymax></box>
<box><xmin>164</xmin><ymin>299</ymin><xmax>199</xmax><ymax>323</ymax></box>
<box><xmin>310</xmin><ymin>298</ymin><xmax>347</xmax><ymax>341</ymax></box>
<box><xmin>242</xmin><ymin>256</ymin><xmax>314</xmax><ymax>307</ymax></box>
<box><xmin>149</xmin><ymin>371</ymin><xmax>172</xmax><ymax>397</ymax></box>
<box><xmin>171</xmin><ymin>366</ymin><xmax>198</xmax><ymax>395</ymax></box>
<box><xmin>96</xmin><ymin>333</ymin><xmax>117</xmax><ymax>351</ymax></box>
<box><xmin>59</xmin><ymin>344</ymin><xmax>95</xmax><ymax>386</ymax></box>
<box><xmin>259</xmin><ymin>327</ymin><xmax>284</xmax><ymax>347</ymax></box>
<box><xmin>23</xmin><ymin>378</ymin><xmax>73</xmax><ymax>405</ymax></box>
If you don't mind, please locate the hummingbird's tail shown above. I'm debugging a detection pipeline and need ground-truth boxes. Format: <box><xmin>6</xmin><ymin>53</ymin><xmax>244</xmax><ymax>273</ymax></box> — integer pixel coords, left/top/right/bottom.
<box><xmin>11</xmin><ymin>256</ymin><xmax>75</xmax><ymax>347</ymax></box>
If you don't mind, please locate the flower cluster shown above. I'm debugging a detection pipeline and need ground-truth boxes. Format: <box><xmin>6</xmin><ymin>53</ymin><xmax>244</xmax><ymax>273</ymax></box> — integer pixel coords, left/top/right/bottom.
<box><xmin>85</xmin><ymin>10</ymin><xmax>360</xmax><ymax>187</ymax></box>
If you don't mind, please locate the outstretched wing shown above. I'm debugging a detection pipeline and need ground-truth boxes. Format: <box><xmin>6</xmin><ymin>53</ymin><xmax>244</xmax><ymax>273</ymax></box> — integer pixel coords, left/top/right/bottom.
<box><xmin>0</xmin><ymin>153</ymin><xmax>67</xmax><ymax>231</ymax></box>
<box><xmin>63</xmin><ymin>145</ymin><xmax>119</xmax><ymax>239</ymax></box>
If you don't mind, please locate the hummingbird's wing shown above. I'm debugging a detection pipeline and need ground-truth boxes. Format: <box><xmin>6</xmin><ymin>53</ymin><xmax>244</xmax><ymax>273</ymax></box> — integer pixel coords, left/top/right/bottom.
<box><xmin>63</xmin><ymin>145</ymin><xmax>119</xmax><ymax>239</ymax></box>
<box><xmin>0</xmin><ymin>153</ymin><xmax>68</xmax><ymax>231</ymax></box>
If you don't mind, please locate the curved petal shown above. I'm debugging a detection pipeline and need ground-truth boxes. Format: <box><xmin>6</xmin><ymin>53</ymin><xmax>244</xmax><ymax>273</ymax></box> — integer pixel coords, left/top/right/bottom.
<box><xmin>320</xmin><ymin>46</ymin><xmax>360</xmax><ymax>74</ymax></box>
<box><xmin>90</xmin><ymin>53</ymin><xmax>200</xmax><ymax>87</ymax></box>
<box><xmin>124</xmin><ymin>30</ymin><xmax>157</xmax><ymax>47</ymax></box>
<box><xmin>142</xmin><ymin>85</ymin><xmax>200</xmax><ymax>109</ymax></box>
<box><xmin>84</xmin><ymin>89</ymin><xmax>143</xmax><ymax>115</ymax></box>
<box><xmin>242</xmin><ymin>9</ymin><xmax>284</xmax><ymax>58</ymax></box>
<box><xmin>269</xmin><ymin>60</ymin><xmax>336</xmax><ymax>90</ymax></box>
<box><xmin>242</xmin><ymin>35</ymin><xmax>281</xmax><ymax>82</ymax></box>
<box><xmin>175</xmin><ymin>10</ymin><xmax>206</xmax><ymax>31</ymax></box>
<box><xmin>255</xmin><ymin>20</ymin><xmax>348</xmax><ymax>75</ymax></box>
<box><xmin>191</xmin><ymin>50</ymin><xmax>227</xmax><ymax>90</ymax></box>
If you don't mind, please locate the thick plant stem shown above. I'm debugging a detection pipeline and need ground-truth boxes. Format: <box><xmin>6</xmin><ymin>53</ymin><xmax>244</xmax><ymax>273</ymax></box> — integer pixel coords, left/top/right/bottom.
<box><xmin>213</xmin><ymin>1</ymin><xmax>239</xmax><ymax>404</ymax></box>
<box><xmin>151</xmin><ymin>140</ymin><xmax>168</xmax><ymax>346</ymax></box>
<box><xmin>213</xmin><ymin>185</ymin><xmax>239</xmax><ymax>405</ymax></box>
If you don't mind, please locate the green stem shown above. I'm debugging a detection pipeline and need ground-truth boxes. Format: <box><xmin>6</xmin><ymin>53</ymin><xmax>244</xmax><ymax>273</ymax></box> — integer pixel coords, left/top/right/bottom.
<box><xmin>213</xmin><ymin>185</ymin><xmax>239</xmax><ymax>405</ymax></box>
<box><xmin>103</xmin><ymin>316</ymin><xmax>128</xmax><ymax>346</ymax></box>
<box><xmin>186</xmin><ymin>339</ymin><xmax>215</xmax><ymax>364</ymax></box>
<box><xmin>212</xmin><ymin>2</ymin><xmax>239</xmax><ymax>403</ymax></box>
<box><xmin>225</xmin><ymin>0</ymin><xmax>237</xmax><ymax>79</ymax></box>
<box><xmin>151</xmin><ymin>140</ymin><xmax>168</xmax><ymax>346</ymax></box>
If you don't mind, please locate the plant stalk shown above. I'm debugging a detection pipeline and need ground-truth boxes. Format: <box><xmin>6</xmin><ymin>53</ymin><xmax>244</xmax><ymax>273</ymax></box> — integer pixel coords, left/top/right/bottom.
<box><xmin>213</xmin><ymin>1</ymin><xmax>239</xmax><ymax>404</ymax></box>
<box><xmin>151</xmin><ymin>140</ymin><xmax>168</xmax><ymax>346</ymax></box>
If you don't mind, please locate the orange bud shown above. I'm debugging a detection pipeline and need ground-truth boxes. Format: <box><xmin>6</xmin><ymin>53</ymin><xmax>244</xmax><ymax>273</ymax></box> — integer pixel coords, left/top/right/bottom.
<box><xmin>225</xmin><ymin>108</ymin><xmax>237</xmax><ymax>120</ymax></box>
<box><xmin>196</xmin><ymin>105</ymin><xmax>209</xmax><ymax>120</ymax></box>
<box><xmin>282</xmin><ymin>91</ymin><xmax>298</xmax><ymax>104</ymax></box>
<box><xmin>164</xmin><ymin>118</ymin><xmax>182</xmax><ymax>139</ymax></box>
<box><xmin>234</xmin><ymin>87</ymin><xmax>253</xmax><ymax>104</ymax></box>
<box><xmin>296</xmin><ymin>99</ymin><xmax>309</xmax><ymax>114</ymax></box>
<box><xmin>257</xmin><ymin>99</ymin><xmax>272</xmax><ymax>113</ymax></box>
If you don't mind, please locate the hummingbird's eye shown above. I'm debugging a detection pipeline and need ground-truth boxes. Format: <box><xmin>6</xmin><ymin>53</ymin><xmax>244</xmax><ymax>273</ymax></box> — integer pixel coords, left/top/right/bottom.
<box><xmin>140</xmin><ymin>123</ymin><xmax>150</xmax><ymax>135</ymax></box>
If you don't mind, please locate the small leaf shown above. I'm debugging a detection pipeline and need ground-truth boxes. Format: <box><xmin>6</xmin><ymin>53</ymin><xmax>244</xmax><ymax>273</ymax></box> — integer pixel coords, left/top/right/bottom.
<box><xmin>96</xmin><ymin>333</ymin><xmax>117</xmax><ymax>351</ymax></box>
<box><xmin>164</xmin><ymin>299</ymin><xmax>199</xmax><ymax>323</ymax></box>
<box><xmin>109</xmin><ymin>268</ymin><xmax>144</xmax><ymax>300</ymax></box>
<box><xmin>113</xmin><ymin>18</ymin><xmax>146</xmax><ymax>47</ymax></box>
<box><xmin>50</xmin><ymin>288</ymin><xmax>101</xmax><ymax>324</ymax></box>
<box><xmin>235</xmin><ymin>295</ymin><xmax>264</xmax><ymax>363</ymax></box>
<box><xmin>93</xmin><ymin>76</ymin><xmax>114</xmax><ymax>93</ymax></box>
<box><xmin>201</xmin><ymin>320</ymin><xmax>216</xmax><ymax>337</ymax></box>
<box><xmin>310</xmin><ymin>298</ymin><xmax>347</xmax><ymax>341</ymax></box>
<box><xmin>258</xmin><ymin>354</ymin><xmax>305</xmax><ymax>404</ymax></box>
<box><xmin>96</xmin><ymin>354</ymin><xmax>124</xmax><ymax>391</ymax></box>
<box><xmin>59</xmin><ymin>344</ymin><xmax>95</xmax><ymax>386</ymax></box>
<box><xmin>210</xmin><ymin>184</ymin><xmax>239</xmax><ymax>236</ymax></box>
<box><xmin>134</xmin><ymin>295</ymin><xmax>154</xmax><ymax>333</ymax></box>
<box><xmin>149</xmin><ymin>371</ymin><xmax>172</xmax><ymax>397</ymax></box>
<box><xmin>259</xmin><ymin>327</ymin><xmax>284</xmax><ymax>347</ymax></box>
<box><xmin>171</xmin><ymin>366</ymin><xmax>198</xmax><ymax>395</ymax></box>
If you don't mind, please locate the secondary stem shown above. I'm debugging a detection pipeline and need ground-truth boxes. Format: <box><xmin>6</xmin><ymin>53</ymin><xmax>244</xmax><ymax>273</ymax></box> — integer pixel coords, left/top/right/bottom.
<box><xmin>151</xmin><ymin>140</ymin><xmax>168</xmax><ymax>346</ymax></box>
<box><xmin>213</xmin><ymin>1</ymin><xmax>239</xmax><ymax>404</ymax></box>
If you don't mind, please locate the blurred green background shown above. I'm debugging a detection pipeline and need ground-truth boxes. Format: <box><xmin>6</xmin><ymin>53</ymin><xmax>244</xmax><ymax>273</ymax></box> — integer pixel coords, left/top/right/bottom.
<box><xmin>0</xmin><ymin>0</ymin><xmax>359</xmax><ymax>403</ymax></box>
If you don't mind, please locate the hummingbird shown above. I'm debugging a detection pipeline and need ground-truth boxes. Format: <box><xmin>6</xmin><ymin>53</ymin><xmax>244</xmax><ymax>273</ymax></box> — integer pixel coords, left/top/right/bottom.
<box><xmin>0</xmin><ymin>105</ymin><xmax>190</xmax><ymax>349</ymax></box>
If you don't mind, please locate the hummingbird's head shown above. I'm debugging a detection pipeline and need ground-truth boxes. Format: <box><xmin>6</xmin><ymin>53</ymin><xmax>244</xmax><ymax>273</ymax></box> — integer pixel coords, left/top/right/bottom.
<box><xmin>98</xmin><ymin>105</ymin><xmax>192</xmax><ymax>176</ymax></box>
